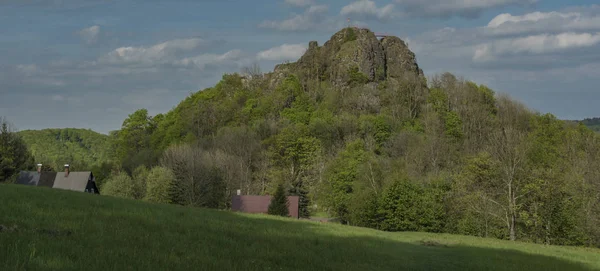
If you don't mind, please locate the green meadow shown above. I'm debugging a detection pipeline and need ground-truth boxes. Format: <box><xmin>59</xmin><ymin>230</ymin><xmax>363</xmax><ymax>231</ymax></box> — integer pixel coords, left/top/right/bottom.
<box><xmin>1</xmin><ymin>184</ymin><xmax>599</xmax><ymax>271</ymax></box>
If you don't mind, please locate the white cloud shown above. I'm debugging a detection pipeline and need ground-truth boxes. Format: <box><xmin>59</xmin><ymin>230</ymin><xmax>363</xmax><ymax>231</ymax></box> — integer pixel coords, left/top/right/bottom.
<box><xmin>485</xmin><ymin>11</ymin><xmax>600</xmax><ymax>36</ymax></box>
<box><xmin>395</xmin><ymin>0</ymin><xmax>538</xmax><ymax>19</ymax></box>
<box><xmin>259</xmin><ymin>4</ymin><xmax>329</xmax><ymax>31</ymax></box>
<box><xmin>78</xmin><ymin>25</ymin><xmax>100</xmax><ymax>44</ymax></box>
<box><xmin>50</xmin><ymin>94</ymin><xmax>81</xmax><ymax>105</ymax></box>
<box><xmin>473</xmin><ymin>32</ymin><xmax>600</xmax><ymax>61</ymax></box>
<box><xmin>487</xmin><ymin>12</ymin><xmax>578</xmax><ymax>28</ymax></box>
<box><xmin>100</xmin><ymin>38</ymin><xmax>206</xmax><ymax>65</ymax></box>
<box><xmin>51</xmin><ymin>95</ymin><xmax>65</xmax><ymax>101</ymax></box>
<box><xmin>285</xmin><ymin>0</ymin><xmax>314</xmax><ymax>7</ymax></box>
<box><xmin>174</xmin><ymin>50</ymin><xmax>244</xmax><ymax>70</ymax></box>
<box><xmin>16</xmin><ymin>64</ymin><xmax>38</xmax><ymax>75</ymax></box>
<box><xmin>340</xmin><ymin>0</ymin><xmax>395</xmax><ymax>21</ymax></box>
<box><xmin>257</xmin><ymin>43</ymin><xmax>307</xmax><ymax>61</ymax></box>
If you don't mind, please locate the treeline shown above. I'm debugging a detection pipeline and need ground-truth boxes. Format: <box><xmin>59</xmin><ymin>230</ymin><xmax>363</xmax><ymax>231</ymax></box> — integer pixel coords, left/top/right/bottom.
<box><xmin>99</xmin><ymin>70</ymin><xmax>600</xmax><ymax>248</ymax></box>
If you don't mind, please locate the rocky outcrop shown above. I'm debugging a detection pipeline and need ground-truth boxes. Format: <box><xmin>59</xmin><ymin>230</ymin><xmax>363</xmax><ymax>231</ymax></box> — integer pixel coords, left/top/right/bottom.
<box><xmin>380</xmin><ymin>36</ymin><xmax>424</xmax><ymax>80</ymax></box>
<box><xmin>270</xmin><ymin>27</ymin><xmax>424</xmax><ymax>89</ymax></box>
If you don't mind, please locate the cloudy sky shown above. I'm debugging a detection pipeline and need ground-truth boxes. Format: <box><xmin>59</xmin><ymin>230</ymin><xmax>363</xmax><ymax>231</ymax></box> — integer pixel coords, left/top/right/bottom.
<box><xmin>1</xmin><ymin>0</ymin><xmax>599</xmax><ymax>134</ymax></box>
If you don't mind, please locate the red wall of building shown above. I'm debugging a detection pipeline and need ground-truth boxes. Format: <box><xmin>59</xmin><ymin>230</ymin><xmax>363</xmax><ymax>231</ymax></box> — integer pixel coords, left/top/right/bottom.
<box><xmin>231</xmin><ymin>195</ymin><xmax>300</xmax><ymax>219</ymax></box>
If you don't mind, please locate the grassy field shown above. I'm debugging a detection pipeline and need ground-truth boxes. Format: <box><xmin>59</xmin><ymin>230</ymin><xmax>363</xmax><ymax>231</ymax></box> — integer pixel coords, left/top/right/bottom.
<box><xmin>1</xmin><ymin>184</ymin><xmax>599</xmax><ymax>270</ymax></box>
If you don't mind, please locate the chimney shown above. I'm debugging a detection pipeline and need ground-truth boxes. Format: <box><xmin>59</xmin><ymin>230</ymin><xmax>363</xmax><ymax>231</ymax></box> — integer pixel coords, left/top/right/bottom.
<box><xmin>37</xmin><ymin>163</ymin><xmax>42</xmax><ymax>173</ymax></box>
<box><xmin>64</xmin><ymin>164</ymin><xmax>70</xmax><ymax>177</ymax></box>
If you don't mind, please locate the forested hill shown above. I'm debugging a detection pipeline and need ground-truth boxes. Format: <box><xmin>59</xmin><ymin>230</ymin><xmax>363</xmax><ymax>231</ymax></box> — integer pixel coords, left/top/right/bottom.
<box><xmin>99</xmin><ymin>27</ymin><xmax>600</xmax><ymax>248</ymax></box>
<box><xmin>580</xmin><ymin>118</ymin><xmax>600</xmax><ymax>132</ymax></box>
<box><xmin>18</xmin><ymin>128</ymin><xmax>114</xmax><ymax>171</ymax></box>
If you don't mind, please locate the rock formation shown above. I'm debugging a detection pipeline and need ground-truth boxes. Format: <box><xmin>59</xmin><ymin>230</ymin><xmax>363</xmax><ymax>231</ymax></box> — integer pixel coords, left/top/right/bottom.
<box><xmin>270</xmin><ymin>27</ymin><xmax>425</xmax><ymax>89</ymax></box>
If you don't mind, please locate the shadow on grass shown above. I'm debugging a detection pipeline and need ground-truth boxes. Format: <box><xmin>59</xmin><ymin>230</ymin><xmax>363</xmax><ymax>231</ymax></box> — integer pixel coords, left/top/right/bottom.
<box><xmin>0</xmin><ymin>185</ymin><xmax>597</xmax><ymax>271</ymax></box>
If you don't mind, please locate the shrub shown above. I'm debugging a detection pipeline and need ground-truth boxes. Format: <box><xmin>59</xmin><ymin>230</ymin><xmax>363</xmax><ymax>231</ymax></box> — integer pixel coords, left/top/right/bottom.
<box><xmin>101</xmin><ymin>173</ymin><xmax>137</xmax><ymax>199</ymax></box>
<box><xmin>348</xmin><ymin>66</ymin><xmax>369</xmax><ymax>86</ymax></box>
<box><xmin>144</xmin><ymin>166</ymin><xmax>176</xmax><ymax>204</ymax></box>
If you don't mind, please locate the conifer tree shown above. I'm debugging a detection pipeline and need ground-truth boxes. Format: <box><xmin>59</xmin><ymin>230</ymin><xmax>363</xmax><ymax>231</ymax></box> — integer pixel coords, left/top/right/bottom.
<box><xmin>268</xmin><ymin>184</ymin><xmax>289</xmax><ymax>217</ymax></box>
<box><xmin>289</xmin><ymin>181</ymin><xmax>310</xmax><ymax>218</ymax></box>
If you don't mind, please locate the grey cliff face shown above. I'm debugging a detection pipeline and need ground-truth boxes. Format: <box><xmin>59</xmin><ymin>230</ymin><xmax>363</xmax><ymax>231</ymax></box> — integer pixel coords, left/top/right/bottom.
<box><xmin>270</xmin><ymin>27</ymin><xmax>424</xmax><ymax>89</ymax></box>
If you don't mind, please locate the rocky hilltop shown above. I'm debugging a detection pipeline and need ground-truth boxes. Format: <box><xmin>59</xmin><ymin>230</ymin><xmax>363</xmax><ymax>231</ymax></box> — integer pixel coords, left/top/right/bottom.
<box><xmin>269</xmin><ymin>27</ymin><xmax>424</xmax><ymax>89</ymax></box>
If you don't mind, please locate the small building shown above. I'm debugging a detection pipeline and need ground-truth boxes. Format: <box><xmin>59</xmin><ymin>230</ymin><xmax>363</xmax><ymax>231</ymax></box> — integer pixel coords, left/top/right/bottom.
<box><xmin>52</xmin><ymin>164</ymin><xmax>100</xmax><ymax>194</ymax></box>
<box><xmin>231</xmin><ymin>194</ymin><xmax>300</xmax><ymax>219</ymax></box>
<box><xmin>15</xmin><ymin>164</ymin><xmax>100</xmax><ymax>194</ymax></box>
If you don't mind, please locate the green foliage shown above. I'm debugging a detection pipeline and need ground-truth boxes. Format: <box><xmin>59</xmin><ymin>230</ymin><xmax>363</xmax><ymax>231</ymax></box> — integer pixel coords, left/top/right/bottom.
<box><xmin>268</xmin><ymin>183</ymin><xmax>290</xmax><ymax>217</ymax></box>
<box><xmin>344</xmin><ymin>27</ymin><xmax>357</xmax><ymax>42</ymax></box>
<box><xmin>348</xmin><ymin>66</ymin><xmax>369</xmax><ymax>86</ymax></box>
<box><xmin>18</xmin><ymin>128</ymin><xmax>113</xmax><ymax>171</ymax></box>
<box><xmin>575</xmin><ymin>117</ymin><xmax>600</xmax><ymax>132</ymax></box>
<box><xmin>0</xmin><ymin>118</ymin><xmax>34</xmax><ymax>183</ymax></box>
<box><xmin>144</xmin><ymin>166</ymin><xmax>176</xmax><ymax>204</ymax></box>
<box><xmin>115</xmin><ymin>109</ymin><xmax>160</xmax><ymax>173</ymax></box>
<box><xmin>427</xmin><ymin>88</ymin><xmax>449</xmax><ymax>113</ymax></box>
<box><xmin>444</xmin><ymin>111</ymin><xmax>464</xmax><ymax>141</ymax></box>
<box><xmin>101</xmin><ymin>172</ymin><xmax>137</xmax><ymax>199</ymax></box>
<box><xmin>323</xmin><ymin>139</ymin><xmax>366</xmax><ymax>224</ymax></box>
<box><xmin>288</xmin><ymin>181</ymin><xmax>311</xmax><ymax>218</ymax></box>
<box><xmin>379</xmin><ymin>180</ymin><xmax>433</xmax><ymax>231</ymax></box>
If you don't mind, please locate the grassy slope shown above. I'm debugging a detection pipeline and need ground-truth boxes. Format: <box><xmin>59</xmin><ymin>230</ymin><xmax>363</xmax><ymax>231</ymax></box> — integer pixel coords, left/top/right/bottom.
<box><xmin>0</xmin><ymin>185</ymin><xmax>598</xmax><ymax>271</ymax></box>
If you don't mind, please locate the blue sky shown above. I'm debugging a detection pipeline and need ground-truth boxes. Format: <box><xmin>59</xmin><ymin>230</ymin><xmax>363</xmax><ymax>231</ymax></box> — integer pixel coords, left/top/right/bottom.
<box><xmin>1</xmin><ymin>0</ymin><xmax>599</xmax><ymax>134</ymax></box>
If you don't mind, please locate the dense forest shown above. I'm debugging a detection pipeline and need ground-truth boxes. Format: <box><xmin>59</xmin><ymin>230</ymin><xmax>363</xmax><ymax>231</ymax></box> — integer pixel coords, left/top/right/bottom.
<box><xmin>579</xmin><ymin>118</ymin><xmax>600</xmax><ymax>132</ymax></box>
<box><xmin>18</xmin><ymin>128</ymin><xmax>114</xmax><ymax>171</ymax></box>
<box><xmin>2</xmin><ymin>28</ymin><xmax>599</xmax><ymax>248</ymax></box>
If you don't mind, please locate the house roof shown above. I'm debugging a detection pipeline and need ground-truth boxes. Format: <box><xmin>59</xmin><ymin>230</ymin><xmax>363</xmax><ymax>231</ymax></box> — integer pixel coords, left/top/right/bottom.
<box><xmin>52</xmin><ymin>171</ymin><xmax>93</xmax><ymax>192</ymax></box>
<box><xmin>38</xmin><ymin>172</ymin><xmax>57</xmax><ymax>188</ymax></box>
<box><xmin>16</xmin><ymin>171</ymin><xmax>40</xmax><ymax>186</ymax></box>
<box><xmin>16</xmin><ymin>171</ymin><xmax>57</xmax><ymax>187</ymax></box>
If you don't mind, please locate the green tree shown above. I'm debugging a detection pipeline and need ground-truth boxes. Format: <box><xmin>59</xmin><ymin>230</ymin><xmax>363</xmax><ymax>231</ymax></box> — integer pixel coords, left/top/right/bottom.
<box><xmin>323</xmin><ymin>139</ymin><xmax>366</xmax><ymax>224</ymax></box>
<box><xmin>0</xmin><ymin>117</ymin><xmax>34</xmax><ymax>183</ymax></box>
<box><xmin>144</xmin><ymin>166</ymin><xmax>176</xmax><ymax>204</ymax></box>
<box><xmin>268</xmin><ymin>183</ymin><xmax>290</xmax><ymax>217</ymax></box>
<box><xmin>115</xmin><ymin>109</ymin><xmax>158</xmax><ymax>173</ymax></box>
<box><xmin>101</xmin><ymin>172</ymin><xmax>137</xmax><ymax>199</ymax></box>
<box><xmin>288</xmin><ymin>181</ymin><xmax>310</xmax><ymax>218</ymax></box>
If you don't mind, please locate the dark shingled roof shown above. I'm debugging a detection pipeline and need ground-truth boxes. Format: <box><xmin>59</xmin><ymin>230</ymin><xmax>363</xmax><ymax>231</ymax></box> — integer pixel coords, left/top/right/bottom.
<box><xmin>38</xmin><ymin>172</ymin><xmax>57</xmax><ymax>188</ymax></box>
<box><xmin>16</xmin><ymin>171</ymin><xmax>40</xmax><ymax>186</ymax></box>
<box><xmin>15</xmin><ymin>171</ymin><xmax>58</xmax><ymax>188</ymax></box>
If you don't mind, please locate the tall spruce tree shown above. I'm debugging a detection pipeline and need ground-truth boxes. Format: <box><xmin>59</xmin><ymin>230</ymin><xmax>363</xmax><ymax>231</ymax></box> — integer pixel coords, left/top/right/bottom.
<box><xmin>288</xmin><ymin>181</ymin><xmax>310</xmax><ymax>218</ymax></box>
<box><xmin>268</xmin><ymin>184</ymin><xmax>289</xmax><ymax>217</ymax></box>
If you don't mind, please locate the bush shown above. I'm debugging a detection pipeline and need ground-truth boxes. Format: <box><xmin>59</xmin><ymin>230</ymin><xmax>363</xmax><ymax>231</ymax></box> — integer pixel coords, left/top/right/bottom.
<box><xmin>348</xmin><ymin>66</ymin><xmax>369</xmax><ymax>86</ymax></box>
<box><xmin>101</xmin><ymin>173</ymin><xmax>137</xmax><ymax>199</ymax></box>
<box><xmin>268</xmin><ymin>184</ymin><xmax>289</xmax><ymax>217</ymax></box>
<box><xmin>144</xmin><ymin>166</ymin><xmax>176</xmax><ymax>204</ymax></box>
<box><xmin>345</xmin><ymin>27</ymin><xmax>357</xmax><ymax>42</ymax></box>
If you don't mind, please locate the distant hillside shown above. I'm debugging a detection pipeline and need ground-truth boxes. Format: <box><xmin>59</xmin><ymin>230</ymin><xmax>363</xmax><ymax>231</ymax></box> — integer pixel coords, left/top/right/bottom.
<box><xmin>18</xmin><ymin>128</ymin><xmax>114</xmax><ymax>170</ymax></box>
<box><xmin>580</xmin><ymin>118</ymin><xmax>600</xmax><ymax>132</ymax></box>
